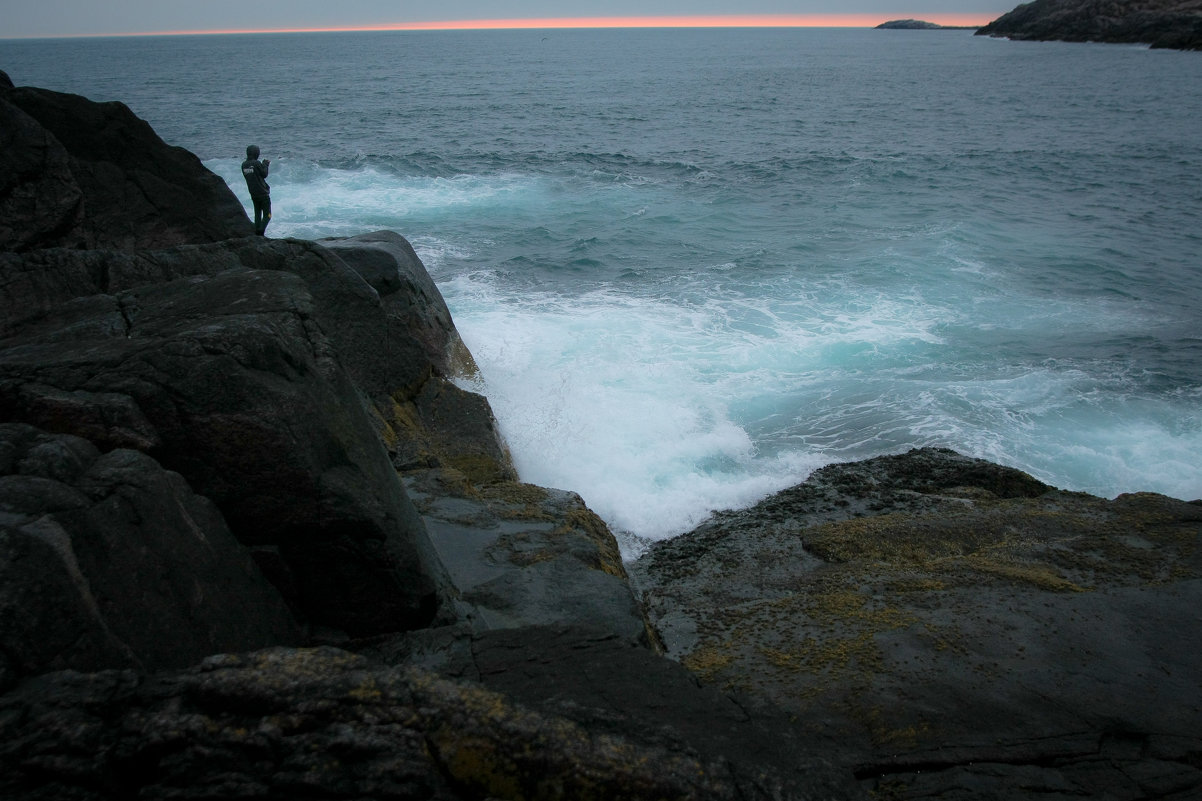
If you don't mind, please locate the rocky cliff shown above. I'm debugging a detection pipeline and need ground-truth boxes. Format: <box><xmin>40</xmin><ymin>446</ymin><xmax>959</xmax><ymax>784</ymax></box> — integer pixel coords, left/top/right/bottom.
<box><xmin>2</xmin><ymin>69</ymin><xmax>1199</xmax><ymax>801</ymax></box>
<box><xmin>977</xmin><ymin>0</ymin><xmax>1202</xmax><ymax>49</ymax></box>
<box><xmin>0</xmin><ymin>70</ymin><xmax>857</xmax><ymax>800</ymax></box>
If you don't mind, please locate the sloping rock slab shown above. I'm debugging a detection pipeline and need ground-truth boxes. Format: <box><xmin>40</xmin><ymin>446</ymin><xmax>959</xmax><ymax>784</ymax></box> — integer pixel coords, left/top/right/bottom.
<box><xmin>319</xmin><ymin>230</ymin><xmax>475</xmax><ymax>377</ymax></box>
<box><xmin>402</xmin><ymin>469</ymin><xmax>648</xmax><ymax>643</ymax></box>
<box><xmin>632</xmin><ymin>448</ymin><xmax>1202</xmax><ymax>800</ymax></box>
<box><xmin>400</xmin><ymin>624</ymin><xmax>863</xmax><ymax>800</ymax></box>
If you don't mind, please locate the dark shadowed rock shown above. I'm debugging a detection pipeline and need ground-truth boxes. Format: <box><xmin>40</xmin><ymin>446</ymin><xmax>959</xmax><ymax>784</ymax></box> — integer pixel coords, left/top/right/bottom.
<box><xmin>0</xmin><ymin>93</ymin><xmax>83</xmax><ymax>253</ymax></box>
<box><xmin>0</xmin><ymin>644</ymin><xmax>863</xmax><ymax>801</ymax></box>
<box><xmin>0</xmin><ymin>228</ymin><xmax>556</xmax><ymax>644</ymax></box>
<box><xmin>0</xmin><ymin>424</ymin><xmax>300</xmax><ymax>686</ymax></box>
<box><xmin>632</xmin><ymin>448</ymin><xmax>1202</xmax><ymax>800</ymax></box>
<box><xmin>409</xmin><ymin>378</ymin><xmax>516</xmax><ymax>482</ymax></box>
<box><xmin>977</xmin><ymin>0</ymin><xmax>1202</xmax><ymax>49</ymax></box>
<box><xmin>0</xmin><ymin>81</ymin><xmax>251</xmax><ymax>252</ymax></box>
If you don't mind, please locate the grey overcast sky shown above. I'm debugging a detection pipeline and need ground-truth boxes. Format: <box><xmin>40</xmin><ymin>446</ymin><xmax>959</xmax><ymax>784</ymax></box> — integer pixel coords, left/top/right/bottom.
<box><xmin>3</xmin><ymin>0</ymin><xmax>1009</xmax><ymax>38</ymax></box>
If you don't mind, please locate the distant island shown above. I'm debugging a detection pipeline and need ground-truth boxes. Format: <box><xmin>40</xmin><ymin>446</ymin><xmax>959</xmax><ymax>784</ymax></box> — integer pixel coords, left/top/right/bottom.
<box><xmin>975</xmin><ymin>0</ymin><xmax>1202</xmax><ymax>50</ymax></box>
<box><xmin>876</xmin><ymin>19</ymin><xmax>980</xmax><ymax>29</ymax></box>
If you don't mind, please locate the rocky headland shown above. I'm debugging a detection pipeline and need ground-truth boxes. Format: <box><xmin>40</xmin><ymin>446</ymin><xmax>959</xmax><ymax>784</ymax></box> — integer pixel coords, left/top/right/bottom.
<box><xmin>977</xmin><ymin>0</ymin><xmax>1202</xmax><ymax>49</ymax></box>
<box><xmin>2</xmin><ymin>69</ymin><xmax>1200</xmax><ymax>800</ymax></box>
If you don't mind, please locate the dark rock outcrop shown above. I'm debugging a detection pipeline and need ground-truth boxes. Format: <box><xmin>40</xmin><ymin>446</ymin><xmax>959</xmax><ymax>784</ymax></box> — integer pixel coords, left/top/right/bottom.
<box><xmin>977</xmin><ymin>0</ymin><xmax>1202</xmax><ymax>49</ymax></box>
<box><xmin>1</xmin><ymin>229</ymin><xmax>637</xmax><ymax>647</ymax></box>
<box><xmin>0</xmin><ymin>424</ymin><xmax>300</xmax><ymax>685</ymax></box>
<box><xmin>631</xmin><ymin>448</ymin><xmax>1202</xmax><ymax>800</ymax></box>
<box><xmin>0</xmin><ymin>77</ymin><xmax>252</xmax><ymax>252</ymax></box>
<box><xmin>0</xmin><ymin>241</ymin><xmax>450</xmax><ymax>637</ymax></box>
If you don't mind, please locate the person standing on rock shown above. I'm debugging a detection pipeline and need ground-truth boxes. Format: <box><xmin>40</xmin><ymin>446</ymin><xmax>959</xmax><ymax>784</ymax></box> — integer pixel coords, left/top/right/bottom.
<box><xmin>241</xmin><ymin>145</ymin><xmax>271</xmax><ymax>236</ymax></box>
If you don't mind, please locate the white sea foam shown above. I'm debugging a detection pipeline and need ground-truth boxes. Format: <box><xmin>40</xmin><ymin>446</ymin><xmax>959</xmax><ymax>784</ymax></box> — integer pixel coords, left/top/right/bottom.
<box><xmin>443</xmin><ymin>276</ymin><xmax>837</xmax><ymax>555</ymax></box>
<box><xmin>443</xmin><ymin>264</ymin><xmax>1202</xmax><ymax>554</ymax></box>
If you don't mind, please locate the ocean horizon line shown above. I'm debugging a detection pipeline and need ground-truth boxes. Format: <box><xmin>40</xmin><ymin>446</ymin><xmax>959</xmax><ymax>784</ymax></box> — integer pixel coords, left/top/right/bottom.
<box><xmin>3</xmin><ymin>14</ymin><xmax>993</xmax><ymax>40</ymax></box>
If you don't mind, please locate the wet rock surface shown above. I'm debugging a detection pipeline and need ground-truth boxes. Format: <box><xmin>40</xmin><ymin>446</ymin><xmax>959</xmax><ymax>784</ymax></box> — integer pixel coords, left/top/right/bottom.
<box><xmin>631</xmin><ymin>448</ymin><xmax>1202</xmax><ymax>799</ymax></box>
<box><xmin>402</xmin><ymin>469</ymin><xmax>649</xmax><ymax>643</ymax></box>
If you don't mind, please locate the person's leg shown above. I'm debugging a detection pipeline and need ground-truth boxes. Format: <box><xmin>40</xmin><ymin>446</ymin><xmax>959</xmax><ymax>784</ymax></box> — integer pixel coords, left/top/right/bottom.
<box><xmin>253</xmin><ymin>196</ymin><xmax>273</xmax><ymax>235</ymax></box>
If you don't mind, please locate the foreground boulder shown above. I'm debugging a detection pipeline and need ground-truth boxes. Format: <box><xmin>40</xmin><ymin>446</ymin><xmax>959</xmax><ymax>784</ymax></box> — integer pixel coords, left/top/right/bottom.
<box><xmin>632</xmin><ymin>448</ymin><xmax>1202</xmax><ymax>800</ymax></box>
<box><xmin>977</xmin><ymin>0</ymin><xmax>1202</xmax><ymax>49</ymax></box>
<box><xmin>0</xmin><ymin>69</ymin><xmax>252</xmax><ymax>251</ymax></box>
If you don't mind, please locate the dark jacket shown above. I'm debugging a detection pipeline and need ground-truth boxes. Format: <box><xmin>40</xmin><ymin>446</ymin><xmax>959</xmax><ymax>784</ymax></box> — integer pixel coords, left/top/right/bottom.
<box><xmin>241</xmin><ymin>158</ymin><xmax>270</xmax><ymax>198</ymax></box>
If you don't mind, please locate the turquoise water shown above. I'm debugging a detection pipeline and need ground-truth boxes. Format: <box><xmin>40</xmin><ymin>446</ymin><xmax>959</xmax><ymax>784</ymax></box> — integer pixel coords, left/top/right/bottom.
<box><xmin>4</xmin><ymin>29</ymin><xmax>1201</xmax><ymax>553</ymax></box>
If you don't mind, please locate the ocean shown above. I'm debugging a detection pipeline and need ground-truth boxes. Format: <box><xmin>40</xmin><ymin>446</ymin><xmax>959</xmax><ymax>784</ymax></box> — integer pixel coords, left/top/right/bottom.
<box><xmin>3</xmin><ymin>28</ymin><xmax>1200</xmax><ymax>556</ymax></box>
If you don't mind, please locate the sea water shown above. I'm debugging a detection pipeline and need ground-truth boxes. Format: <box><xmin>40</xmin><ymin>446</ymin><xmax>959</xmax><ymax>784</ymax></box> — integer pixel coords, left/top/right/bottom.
<box><xmin>4</xmin><ymin>29</ymin><xmax>1200</xmax><ymax>555</ymax></box>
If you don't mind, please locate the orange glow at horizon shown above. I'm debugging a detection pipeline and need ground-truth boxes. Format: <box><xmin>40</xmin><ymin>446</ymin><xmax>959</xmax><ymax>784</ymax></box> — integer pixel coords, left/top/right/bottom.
<box><xmin>77</xmin><ymin>14</ymin><xmax>996</xmax><ymax>38</ymax></box>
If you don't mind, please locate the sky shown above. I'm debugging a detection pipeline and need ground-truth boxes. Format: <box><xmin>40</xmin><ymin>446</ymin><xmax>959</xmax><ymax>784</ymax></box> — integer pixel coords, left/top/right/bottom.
<box><xmin>3</xmin><ymin>0</ymin><xmax>1008</xmax><ymax>38</ymax></box>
